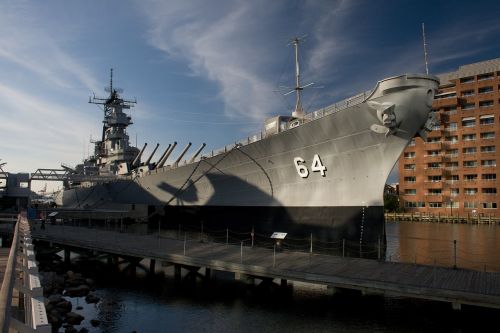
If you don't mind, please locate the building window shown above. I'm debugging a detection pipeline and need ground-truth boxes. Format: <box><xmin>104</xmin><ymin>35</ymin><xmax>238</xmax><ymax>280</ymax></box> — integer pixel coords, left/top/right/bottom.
<box><xmin>427</xmin><ymin>137</ymin><xmax>440</xmax><ymax>143</ymax></box>
<box><xmin>426</xmin><ymin>150</ymin><xmax>440</xmax><ymax>156</ymax></box>
<box><xmin>463</xmin><ymin>147</ymin><xmax>476</xmax><ymax>154</ymax></box>
<box><xmin>445</xmin><ymin>123</ymin><xmax>457</xmax><ymax>131</ymax></box>
<box><xmin>408</xmin><ymin>139</ymin><xmax>416</xmax><ymax>146</ymax></box>
<box><xmin>427</xmin><ymin>162</ymin><xmax>441</xmax><ymax>169</ymax></box>
<box><xmin>464</xmin><ymin>174</ymin><xmax>478</xmax><ymax>181</ymax></box>
<box><xmin>479</xmin><ymin>100</ymin><xmax>494</xmax><ymax>108</ymax></box>
<box><xmin>404</xmin><ymin>189</ymin><xmax>417</xmax><ymax>195</ymax></box>
<box><xmin>429</xmin><ymin>202</ymin><xmax>442</xmax><ymax>208</ymax></box>
<box><xmin>464</xmin><ymin>202</ymin><xmax>478</xmax><ymax>208</ymax></box>
<box><xmin>462</xmin><ymin>134</ymin><xmax>476</xmax><ymax>141</ymax></box>
<box><xmin>462</xmin><ymin>103</ymin><xmax>475</xmax><ymax>110</ymax></box>
<box><xmin>445</xmin><ymin>149</ymin><xmax>459</xmax><ymax>156</ymax></box>
<box><xmin>461</xmin><ymin>90</ymin><xmax>475</xmax><ymax>97</ymax></box>
<box><xmin>481</xmin><ymin>132</ymin><xmax>495</xmax><ymax>139</ymax></box>
<box><xmin>404</xmin><ymin>164</ymin><xmax>416</xmax><ymax>170</ymax></box>
<box><xmin>481</xmin><ymin>160</ymin><xmax>496</xmax><ymax>167</ymax></box>
<box><xmin>451</xmin><ymin>188</ymin><xmax>459</xmax><ymax>196</ymax></box>
<box><xmin>481</xmin><ymin>145</ymin><xmax>496</xmax><ymax>153</ymax></box>
<box><xmin>478</xmin><ymin>86</ymin><xmax>494</xmax><ymax>94</ymax></box>
<box><xmin>480</xmin><ymin>115</ymin><xmax>495</xmax><ymax>125</ymax></box>
<box><xmin>435</xmin><ymin>91</ymin><xmax>457</xmax><ymax>99</ymax></box>
<box><xmin>428</xmin><ymin>189</ymin><xmax>442</xmax><ymax>195</ymax></box>
<box><xmin>461</xmin><ymin>117</ymin><xmax>476</xmax><ymax>127</ymax></box>
<box><xmin>443</xmin><ymin>106</ymin><xmax>457</xmax><ymax>114</ymax></box>
<box><xmin>428</xmin><ymin>176</ymin><xmax>442</xmax><ymax>182</ymax></box>
<box><xmin>482</xmin><ymin>174</ymin><xmax>496</xmax><ymax>181</ymax></box>
<box><xmin>482</xmin><ymin>188</ymin><xmax>497</xmax><ymax>195</ymax></box>
<box><xmin>464</xmin><ymin>188</ymin><xmax>478</xmax><ymax>195</ymax></box>
<box><xmin>404</xmin><ymin>201</ymin><xmax>426</xmax><ymax>208</ymax></box>
<box><xmin>404</xmin><ymin>152</ymin><xmax>416</xmax><ymax>158</ymax></box>
<box><xmin>482</xmin><ymin>202</ymin><xmax>497</xmax><ymax>209</ymax></box>
<box><xmin>445</xmin><ymin>201</ymin><xmax>460</xmax><ymax>208</ymax></box>
<box><xmin>445</xmin><ymin>136</ymin><xmax>459</xmax><ymax>144</ymax></box>
<box><xmin>404</xmin><ymin>176</ymin><xmax>416</xmax><ymax>183</ymax></box>
<box><xmin>460</xmin><ymin>76</ymin><xmax>474</xmax><ymax>83</ymax></box>
<box><xmin>446</xmin><ymin>162</ymin><xmax>459</xmax><ymax>170</ymax></box>
<box><xmin>477</xmin><ymin>73</ymin><xmax>494</xmax><ymax>81</ymax></box>
<box><xmin>463</xmin><ymin>160</ymin><xmax>477</xmax><ymax>168</ymax></box>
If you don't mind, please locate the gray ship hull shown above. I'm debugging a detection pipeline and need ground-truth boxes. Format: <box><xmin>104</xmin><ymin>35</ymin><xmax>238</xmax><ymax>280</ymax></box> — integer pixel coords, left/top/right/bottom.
<box><xmin>57</xmin><ymin>74</ymin><xmax>439</xmax><ymax>248</ymax></box>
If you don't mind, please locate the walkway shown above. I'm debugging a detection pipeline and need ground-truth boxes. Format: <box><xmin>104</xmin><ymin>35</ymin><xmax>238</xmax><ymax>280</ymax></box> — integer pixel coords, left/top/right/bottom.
<box><xmin>29</xmin><ymin>223</ymin><xmax>500</xmax><ymax>311</ymax></box>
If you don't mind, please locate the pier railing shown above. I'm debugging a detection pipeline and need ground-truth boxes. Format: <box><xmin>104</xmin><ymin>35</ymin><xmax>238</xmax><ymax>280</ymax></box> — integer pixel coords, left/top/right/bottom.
<box><xmin>0</xmin><ymin>213</ymin><xmax>50</xmax><ymax>333</ymax></box>
<box><xmin>385</xmin><ymin>212</ymin><xmax>500</xmax><ymax>224</ymax></box>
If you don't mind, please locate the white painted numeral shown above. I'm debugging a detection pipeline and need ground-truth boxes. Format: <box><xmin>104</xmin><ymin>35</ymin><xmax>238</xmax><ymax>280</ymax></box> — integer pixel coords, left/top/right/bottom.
<box><xmin>293</xmin><ymin>157</ymin><xmax>309</xmax><ymax>178</ymax></box>
<box><xmin>293</xmin><ymin>154</ymin><xmax>327</xmax><ymax>178</ymax></box>
<box><xmin>311</xmin><ymin>154</ymin><xmax>326</xmax><ymax>176</ymax></box>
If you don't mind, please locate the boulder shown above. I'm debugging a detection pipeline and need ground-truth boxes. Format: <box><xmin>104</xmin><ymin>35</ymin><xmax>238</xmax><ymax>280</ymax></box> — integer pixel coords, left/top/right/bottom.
<box><xmin>65</xmin><ymin>312</ymin><xmax>84</xmax><ymax>325</ymax></box>
<box><xmin>90</xmin><ymin>319</ymin><xmax>101</xmax><ymax>327</ymax></box>
<box><xmin>64</xmin><ymin>285</ymin><xmax>90</xmax><ymax>297</ymax></box>
<box><xmin>55</xmin><ymin>299</ymin><xmax>72</xmax><ymax>314</ymax></box>
<box><xmin>85</xmin><ymin>293</ymin><xmax>100</xmax><ymax>304</ymax></box>
<box><xmin>79</xmin><ymin>328</ymin><xmax>89</xmax><ymax>333</ymax></box>
<box><xmin>64</xmin><ymin>325</ymin><xmax>78</xmax><ymax>333</ymax></box>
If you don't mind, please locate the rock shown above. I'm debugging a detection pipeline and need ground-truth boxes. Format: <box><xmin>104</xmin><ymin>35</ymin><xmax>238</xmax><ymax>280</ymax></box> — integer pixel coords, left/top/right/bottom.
<box><xmin>79</xmin><ymin>328</ymin><xmax>89</xmax><ymax>333</ymax></box>
<box><xmin>64</xmin><ymin>325</ymin><xmax>78</xmax><ymax>333</ymax></box>
<box><xmin>76</xmin><ymin>306</ymin><xmax>83</xmax><ymax>310</ymax></box>
<box><xmin>85</xmin><ymin>293</ymin><xmax>100</xmax><ymax>304</ymax></box>
<box><xmin>55</xmin><ymin>299</ymin><xmax>72</xmax><ymax>314</ymax></box>
<box><xmin>65</xmin><ymin>312</ymin><xmax>84</xmax><ymax>325</ymax></box>
<box><xmin>64</xmin><ymin>285</ymin><xmax>90</xmax><ymax>297</ymax></box>
<box><xmin>85</xmin><ymin>278</ymin><xmax>95</xmax><ymax>286</ymax></box>
<box><xmin>90</xmin><ymin>319</ymin><xmax>100</xmax><ymax>327</ymax></box>
<box><xmin>47</xmin><ymin>294</ymin><xmax>64</xmax><ymax>305</ymax></box>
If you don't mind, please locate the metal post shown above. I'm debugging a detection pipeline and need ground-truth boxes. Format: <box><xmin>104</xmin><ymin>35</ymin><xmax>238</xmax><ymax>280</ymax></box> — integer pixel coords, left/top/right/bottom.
<box><xmin>226</xmin><ymin>228</ymin><xmax>229</xmax><ymax>245</ymax></box>
<box><xmin>178</xmin><ymin>224</ymin><xmax>181</xmax><ymax>240</ymax></box>
<box><xmin>251</xmin><ymin>226</ymin><xmax>254</xmax><ymax>248</ymax></box>
<box><xmin>377</xmin><ymin>236</ymin><xmax>381</xmax><ymax>260</ymax></box>
<box><xmin>273</xmin><ymin>244</ymin><xmax>276</xmax><ymax>268</ymax></box>
<box><xmin>240</xmin><ymin>241</ymin><xmax>243</xmax><ymax>263</ymax></box>
<box><xmin>342</xmin><ymin>239</ymin><xmax>345</xmax><ymax>257</ymax></box>
<box><xmin>310</xmin><ymin>233</ymin><xmax>313</xmax><ymax>254</ymax></box>
<box><xmin>184</xmin><ymin>232</ymin><xmax>187</xmax><ymax>256</ymax></box>
<box><xmin>453</xmin><ymin>239</ymin><xmax>457</xmax><ymax>269</ymax></box>
<box><xmin>200</xmin><ymin>221</ymin><xmax>204</xmax><ymax>242</ymax></box>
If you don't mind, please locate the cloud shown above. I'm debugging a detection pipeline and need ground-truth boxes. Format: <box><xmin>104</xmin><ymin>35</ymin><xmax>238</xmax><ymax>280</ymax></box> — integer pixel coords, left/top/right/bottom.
<box><xmin>0</xmin><ymin>1</ymin><xmax>100</xmax><ymax>92</ymax></box>
<box><xmin>137</xmin><ymin>0</ymin><xmax>300</xmax><ymax>120</ymax></box>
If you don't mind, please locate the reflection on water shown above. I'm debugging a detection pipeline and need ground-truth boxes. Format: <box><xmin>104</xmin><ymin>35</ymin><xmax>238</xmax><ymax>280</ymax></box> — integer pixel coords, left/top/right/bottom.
<box><xmin>386</xmin><ymin>222</ymin><xmax>500</xmax><ymax>272</ymax></box>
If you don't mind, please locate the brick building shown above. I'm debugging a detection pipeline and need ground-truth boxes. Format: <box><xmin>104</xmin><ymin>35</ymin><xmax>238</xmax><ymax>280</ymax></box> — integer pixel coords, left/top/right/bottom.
<box><xmin>398</xmin><ymin>59</ymin><xmax>500</xmax><ymax>216</ymax></box>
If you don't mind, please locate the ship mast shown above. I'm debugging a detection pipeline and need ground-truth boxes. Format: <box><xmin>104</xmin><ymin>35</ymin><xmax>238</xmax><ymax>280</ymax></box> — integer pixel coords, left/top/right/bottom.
<box><xmin>292</xmin><ymin>37</ymin><xmax>304</xmax><ymax>118</ymax></box>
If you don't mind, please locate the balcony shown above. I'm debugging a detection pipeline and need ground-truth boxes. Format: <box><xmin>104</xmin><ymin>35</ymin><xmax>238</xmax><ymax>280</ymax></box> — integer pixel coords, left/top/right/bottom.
<box><xmin>424</xmin><ymin>181</ymin><xmax>443</xmax><ymax>189</ymax></box>
<box><xmin>424</xmin><ymin>142</ymin><xmax>442</xmax><ymax>150</ymax></box>
<box><xmin>424</xmin><ymin>168</ymin><xmax>443</xmax><ymax>175</ymax></box>
<box><xmin>425</xmin><ymin>194</ymin><xmax>443</xmax><ymax>202</ymax></box>
<box><xmin>424</xmin><ymin>155</ymin><xmax>443</xmax><ymax>163</ymax></box>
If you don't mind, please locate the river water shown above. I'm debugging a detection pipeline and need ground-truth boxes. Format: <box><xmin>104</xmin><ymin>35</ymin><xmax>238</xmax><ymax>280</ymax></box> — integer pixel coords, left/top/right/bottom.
<box><xmin>64</xmin><ymin>222</ymin><xmax>500</xmax><ymax>333</ymax></box>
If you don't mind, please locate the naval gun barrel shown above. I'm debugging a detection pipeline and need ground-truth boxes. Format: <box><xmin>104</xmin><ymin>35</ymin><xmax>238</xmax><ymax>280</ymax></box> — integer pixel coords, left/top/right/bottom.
<box><xmin>173</xmin><ymin>142</ymin><xmax>192</xmax><ymax>167</ymax></box>
<box><xmin>145</xmin><ymin>143</ymin><xmax>160</xmax><ymax>166</ymax></box>
<box><xmin>132</xmin><ymin>143</ymin><xmax>148</xmax><ymax>168</ymax></box>
<box><xmin>157</xmin><ymin>142</ymin><xmax>177</xmax><ymax>169</ymax></box>
<box><xmin>189</xmin><ymin>143</ymin><xmax>206</xmax><ymax>163</ymax></box>
<box><xmin>155</xmin><ymin>143</ymin><xmax>171</xmax><ymax>168</ymax></box>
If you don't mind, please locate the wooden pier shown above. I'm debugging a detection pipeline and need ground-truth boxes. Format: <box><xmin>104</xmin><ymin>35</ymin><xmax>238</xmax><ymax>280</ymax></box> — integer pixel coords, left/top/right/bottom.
<box><xmin>385</xmin><ymin>212</ymin><xmax>500</xmax><ymax>224</ymax></box>
<box><xmin>22</xmin><ymin>222</ymin><xmax>500</xmax><ymax>311</ymax></box>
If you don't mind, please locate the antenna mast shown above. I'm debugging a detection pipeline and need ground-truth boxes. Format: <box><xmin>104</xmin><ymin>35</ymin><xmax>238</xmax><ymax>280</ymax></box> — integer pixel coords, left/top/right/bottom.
<box><xmin>292</xmin><ymin>37</ymin><xmax>304</xmax><ymax>118</ymax></box>
<box><xmin>422</xmin><ymin>23</ymin><xmax>429</xmax><ymax>75</ymax></box>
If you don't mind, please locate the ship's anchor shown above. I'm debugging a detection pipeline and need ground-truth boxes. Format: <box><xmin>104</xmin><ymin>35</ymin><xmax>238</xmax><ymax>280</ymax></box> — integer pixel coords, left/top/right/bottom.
<box><xmin>368</xmin><ymin>101</ymin><xmax>398</xmax><ymax>137</ymax></box>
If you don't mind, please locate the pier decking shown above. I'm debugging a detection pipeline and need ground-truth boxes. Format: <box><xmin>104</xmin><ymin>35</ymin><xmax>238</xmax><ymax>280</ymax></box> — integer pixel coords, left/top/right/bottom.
<box><xmin>27</xmin><ymin>222</ymin><xmax>500</xmax><ymax>311</ymax></box>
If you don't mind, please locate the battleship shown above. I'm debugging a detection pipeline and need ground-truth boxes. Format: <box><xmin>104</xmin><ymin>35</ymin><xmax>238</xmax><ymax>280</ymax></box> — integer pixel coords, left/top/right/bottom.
<box><xmin>55</xmin><ymin>39</ymin><xmax>439</xmax><ymax>248</ymax></box>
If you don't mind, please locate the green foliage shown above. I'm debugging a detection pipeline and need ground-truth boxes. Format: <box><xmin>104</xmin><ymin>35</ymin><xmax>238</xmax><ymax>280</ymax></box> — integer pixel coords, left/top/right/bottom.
<box><xmin>384</xmin><ymin>194</ymin><xmax>401</xmax><ymax>212</ymax></box>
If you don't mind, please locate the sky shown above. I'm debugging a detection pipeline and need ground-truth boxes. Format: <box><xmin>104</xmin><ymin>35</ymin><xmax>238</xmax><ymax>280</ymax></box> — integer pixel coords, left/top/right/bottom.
<box><xmin>1</xmin><ymin>0</ymin><xmax>500</xmax><ymax>192</ymax></box>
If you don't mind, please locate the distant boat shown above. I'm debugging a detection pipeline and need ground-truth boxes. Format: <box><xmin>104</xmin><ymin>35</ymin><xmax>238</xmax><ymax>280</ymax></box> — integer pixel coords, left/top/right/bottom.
<box><xmin>55</xmin><ymin>40</ymin><xmax>439</xmax><ymax>251</ymax></box>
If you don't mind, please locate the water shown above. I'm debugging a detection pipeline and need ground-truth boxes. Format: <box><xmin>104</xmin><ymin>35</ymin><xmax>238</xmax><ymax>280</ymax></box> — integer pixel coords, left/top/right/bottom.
<box><xmin>63</xmin><ymin>222</ymin><xmax>500</xmax><ymax>333</ymax></box>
